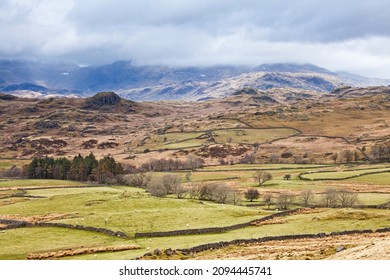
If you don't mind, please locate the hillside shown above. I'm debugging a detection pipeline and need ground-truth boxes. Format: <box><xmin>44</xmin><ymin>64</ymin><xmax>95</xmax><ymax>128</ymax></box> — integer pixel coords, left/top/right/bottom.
<box><xmin>1</xmin><ymin>86</ymin><xmax>390</xmax><ymax>261</ymax></box>
<box><xmin>0</xmin><ymin>86</ymin><xmax>389</xmax><ymax>166</ymax></box>
<box><xmin>1</xmin><ymin>60</ymin><xmax>389</xmax><ymax>101</ymax></box>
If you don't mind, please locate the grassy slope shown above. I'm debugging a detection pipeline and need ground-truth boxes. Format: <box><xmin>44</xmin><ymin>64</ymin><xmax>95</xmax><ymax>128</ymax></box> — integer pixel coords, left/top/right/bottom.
<box><xmin>1</xmin><ymin>163</ymin><xmax>390</xmax><ymax>260</ymax></box>
<box><xmin>0</xmin><ymin>179</ymin><xmax>88</xmax><ymax>188</ymax></box>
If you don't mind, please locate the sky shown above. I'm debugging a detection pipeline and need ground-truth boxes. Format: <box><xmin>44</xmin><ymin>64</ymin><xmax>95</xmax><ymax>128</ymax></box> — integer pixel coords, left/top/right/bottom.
<box><xmin>0</xmin><ymin>0</ymin><xmax>390</xmax><ymax>78</ymax></box>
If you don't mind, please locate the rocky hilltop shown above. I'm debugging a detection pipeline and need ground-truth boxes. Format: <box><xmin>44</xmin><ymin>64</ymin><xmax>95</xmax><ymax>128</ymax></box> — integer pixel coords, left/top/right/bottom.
<box><xmin>1</xmin><ymin>60</ymin><xmax>389</xmax><ymax>101</ymax></box>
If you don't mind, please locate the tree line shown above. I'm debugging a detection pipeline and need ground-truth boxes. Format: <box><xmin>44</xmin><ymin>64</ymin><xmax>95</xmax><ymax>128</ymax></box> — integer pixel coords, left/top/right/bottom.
<box><xmin>25</xmin><ymin>153</ymin><xmax>124</xmax><ymax>183</ymax></box>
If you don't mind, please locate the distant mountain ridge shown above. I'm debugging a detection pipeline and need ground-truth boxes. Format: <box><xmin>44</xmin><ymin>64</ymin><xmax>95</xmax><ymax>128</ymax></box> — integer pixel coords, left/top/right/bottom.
<box><xmin>0</xmin><ymin>60</ymin><xmax>389</xmax><ymax>101</ymax></box>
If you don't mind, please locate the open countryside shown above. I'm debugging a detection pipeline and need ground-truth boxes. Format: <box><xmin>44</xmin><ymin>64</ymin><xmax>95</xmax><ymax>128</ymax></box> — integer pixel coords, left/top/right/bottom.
<box><xmin>1</xmin><ymin>86</ymin><xmax>390</xmax><ymax>260</ymax></box>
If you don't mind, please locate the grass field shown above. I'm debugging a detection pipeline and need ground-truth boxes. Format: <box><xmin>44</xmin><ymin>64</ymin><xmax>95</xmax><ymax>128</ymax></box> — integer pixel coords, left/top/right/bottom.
<box><xmin>212</xmin><ymin>128</ymin><xmax>298</xmax><ymax>144</ymax></box>
<box><xmin>0</xmin><ymin>184</ymin><xmax>390</xmax><ymax>259</ymax></box>
<box><xmin>0</xmin><ymin>159</ymin><xmax>30</xmax><ymax>171</ymax></box>
<box><xmin>1</xmin><ymin>162</ymin><xmax>390</xmax><ymax>260</ymax></box>
<box><xmin>301</xmin><ymin>168</ymin><xmax>390</xmax><ymax>180</ymax></box>
<box><xmin>0</xmin><ymin>186</ymin><xmax>268</xmax><ymax>235</ymax></box>
<box><xmin>134</xmin><ymin>127</ymin><xmax>299</xmax><ymax>152</ymax></box>
<box><xmin>0</xmin><ymin>179</ymin><xmax>89</xmax><ymax>189</ymax></box>
<box><xmin>200</xmin><ymin>163</ymin><xmax>331</xmax><ymax>171</ymax></box>
<box><xmin>349</xmin><ymin>172</ymin><xmax>390</xmax><ymax>185</ymax></box>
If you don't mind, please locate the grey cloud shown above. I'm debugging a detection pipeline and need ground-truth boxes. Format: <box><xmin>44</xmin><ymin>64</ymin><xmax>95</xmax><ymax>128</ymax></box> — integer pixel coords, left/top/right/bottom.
<box><xmin>0</xmin><ymin>0</ymin><xmax>390</xmax><ymax>78</ymax></box>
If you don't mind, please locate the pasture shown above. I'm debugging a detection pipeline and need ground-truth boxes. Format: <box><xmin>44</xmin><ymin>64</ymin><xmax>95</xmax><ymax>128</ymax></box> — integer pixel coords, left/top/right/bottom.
<box><xmin>1</xmin><ymin>162</ymin><xmax>390</xmax><ymax>260</ymax></box>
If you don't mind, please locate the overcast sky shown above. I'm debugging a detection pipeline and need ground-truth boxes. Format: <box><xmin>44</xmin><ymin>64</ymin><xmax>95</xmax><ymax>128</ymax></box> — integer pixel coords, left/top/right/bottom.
<box><xmin>0</xmin><ymin>0</ymin><xmax>390</xmax><ymax>78</ymax></box>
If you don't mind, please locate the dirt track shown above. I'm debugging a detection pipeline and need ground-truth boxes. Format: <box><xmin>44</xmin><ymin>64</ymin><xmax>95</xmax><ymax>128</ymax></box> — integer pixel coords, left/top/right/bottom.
<box><xmin>194</xmin><ymin>232</ymin><xmax>390</xmax><ymax>260</ymax></box>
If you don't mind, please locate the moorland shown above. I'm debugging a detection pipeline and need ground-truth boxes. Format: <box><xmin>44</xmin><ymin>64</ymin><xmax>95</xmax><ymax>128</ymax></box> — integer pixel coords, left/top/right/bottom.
<box><xmin>0</xmin><ymin>84</ymin><xmax>389</xmax><ymax>260</ymax></box>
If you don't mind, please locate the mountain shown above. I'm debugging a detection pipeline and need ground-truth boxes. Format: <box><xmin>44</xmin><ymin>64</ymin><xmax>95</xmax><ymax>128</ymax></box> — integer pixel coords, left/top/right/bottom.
<box><xmin>0</xmin><ymin>60</ymin><xmax>389</xmax><ymax>101</ymax></box>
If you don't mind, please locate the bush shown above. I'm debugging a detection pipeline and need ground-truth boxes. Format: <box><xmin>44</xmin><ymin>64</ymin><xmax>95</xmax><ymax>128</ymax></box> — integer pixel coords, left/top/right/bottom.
<box><xmin>147</xmin><ymin>177</ymin><xmax>168</xmax><ymax>197</ymax></box>
<box><xmin>2</xmin><ymin>165</ymin><xmax>24</xmax><ymax>178</ymax></box>
<box><xmin>244</xmin><ymin>188</ymin><xmax>260</xmax><ymax>202</ymax></box>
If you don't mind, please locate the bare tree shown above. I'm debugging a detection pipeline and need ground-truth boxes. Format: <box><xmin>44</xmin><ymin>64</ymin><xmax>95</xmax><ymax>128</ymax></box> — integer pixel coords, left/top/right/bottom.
<box><xmin>269</xmin><ymin>154</ymin><xmax>279</xmax><ymax>163</ymax></box>
<box><xmin>331</xmin><ymin>153</ymin><xmax>338</xmax><ymax>164</ymax></box>
<box><xmin>231</xmin><ymin>191</ymin><xmax>242</xmax><ymax>205</ymax></box>
<box><xmin>188</xmin><ymin>183</ymin><xmax>201</xmax><ymax>199</ymax></box>
<box><xmin>186</xmin><ymin>155</ymin><xmax>204</xmax><ymax>170</ymax></box>
<box><xmin>198</xmin><ymin>183</ymin><xmax>215</xmax><ymax>201</ymax></box>
<box><xmin>244</xmin><ymin>188</ymin><xmax>260</xmax><ymax>202</ymax></box>
<box><xmin>322</xmin><ymin>188</ymin><xmax>338</xmax><ymax>207</ymax></box>
<box><xmin>174</xmin><ymin>185</ymin><xmax>187</xmax><ymax>199</ymax></box>
<box><xmin>212</xmin><ymin>183</ymin><xmax>234</xmax><ymax>204</ymax></box>
<box><xmin>185</xmin><ymin>171</ymin><xmax>192</xmax><ymax>182</ymax></box>
<box><xmin>240</xmin><ymin>153</ymin><xmax>256</xmax><ymax>164</ymax></box>
<box><xmin>162</xmin><ymin>174</ymin><xmax>182</xmax><ymax>194</ymax></box>
<box><xmin>338</xmin><ymin>189</ymin><xmax>358</xmax><ymax>207</ymax></box>
<box><xmin>300</xmin><ymin>189</ymin><xmax>315</xmax><ymax>207</ymax></box>
<box><xmin>253</xmin><ymin>171</ymin><xmax>273</xmax><ymax>186</ymax></box>
<box><xmin>147</xmin><ymin>177</ymin><xmax>168</xmax><ymax>197</ymax></box>
<box><xmin>343</xmin><ymin>150</ymin><xmax>354</xmax><ymax>163</ymax></box>
<box><xmin>276</xmin><ymin>192</ymin><xmax>294</xmax><ymax>210</ymax></box>
<box><xmin>2</xmin><ymin>165</ymin><xmax>24</xmax><ymax>178</ymax></box>
<box><xmin>122</xmin><ymin>172</ymin><xmax>152</xmax><ymax>187</ymax></box>
<box><xmin>263</xmin><ymin>193</ymin><xmax>273</xmax><ymax>209</ymax></box>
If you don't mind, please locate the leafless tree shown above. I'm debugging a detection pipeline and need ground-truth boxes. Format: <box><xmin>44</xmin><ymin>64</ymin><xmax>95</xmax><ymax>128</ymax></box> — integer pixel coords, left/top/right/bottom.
<box><xmin>276</xmin><ymin>192</ymin><xmax>294</xmax><ymax>210</ymax></box>
<box><xmin>253</xmin><ymin>170</ymin><xmax>273</xmax><ymax>186</ymax></box>
<box><xmin>185</xmin><ymin>171</ymin><xmax>192</xmax><ymax>182</ymax></box>
<box><xmin>174</xmin><ymin>185</ymin><xmax>187</xmax><ymax>199</ymax></box>
<box><xmin>331</xmin><ymin>153</ymin><xmax>338</xmax><ymax>164</ymax></box>
<box><xmin>188</xmin><ymin>183</ymin><xmax>202</xmax><ymax>199</ymax></box>
<box><xmin>338</xmin><ymin>189</ymin><xmax>358</xmax><ymax>207</ymax></box>
<box><xmin>231</xmin><ymin>191</ymin><xmax>242</xmax><ymax>205</ymax></box>
<box><xmin>122</xmin><ymin>172</ymin><xmax>152</xmax><ymax>187</ymax></box>
<box><xmin>240</xmin><ymin>153</ymin><xmax>256</xmax><ymax>164</ymax></box>
<box><xmin>343</xmin><ymin>150</ymin><xmax>354</xmax><ymax>163</ymax></box>
<box><xmin>186</xmin><ymin>155</ymin><xmax>204</xmax><ymax>170</ymax></box>
<box><xmin>322</xmin><ymin>188</ymin><xmax>338</xmax><ymax>207</ymax></box>
<box><xmin>212</xmin><ymin>183</ymin><xmax>234</xmax><ymax>204</ymax></box>
<box><xmin>269</xmin><ymin>154</ymin><xmax>279</xmax><ymax>163</ymax></box>
<box><xmin>2</xmin><ymin>165</ymin><xmax>24</xmax><ymax>178</ymax></box>
<box><xmin>198</xmin><ymin>183</ymin><xmax>215</xmax><ymax>201</ymax></box>
<box><xmin>147</xmin><ymin>177</ymin><xmax>168</xmax><ymax>197</ymax></box>
<box><xmin>162</xmin><ymin>174</ymin><xmax>181</xmax><ymax>194</ymax></box>
<box><xmin>263</xmin><ymin>193</ymin><xmax>273</xmax><ymax>209</ymax></box>
<box><xmin>300</xmin><ymin>189</ymin><xmax>315</xmax><ymax>207</ymax></box>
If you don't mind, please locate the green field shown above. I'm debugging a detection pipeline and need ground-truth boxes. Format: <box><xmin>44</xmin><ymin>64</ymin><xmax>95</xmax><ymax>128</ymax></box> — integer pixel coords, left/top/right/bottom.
<box><xmin>0</xmin><ymin>179</ymin><xmax>89</xmax><ymax>189</ymax></box>
<box><xmin>349</xmin><ymin>172</ymin><xmax>390</xmax><ymax>185</ymax></box>
<box><xmin>200</xmin><ymin>163</ymin><xmax>331</xmax><ymax>171</ymax></box>
<box><xmin>1</xmin><ymin>162</ymin><xmax>390</xmax><ymax>260</ymax></box>
<box><xmin>212</xmin><ymin>128</ymin><xmax>298</xmax><ymax>144</ymax></box>
<box><xmin>300</xmin><ymin>167</ymin><xmax>390</xmax><ymax>180</ymax></box>
<box><xmin>134</xmin><ymin>127</ymin><xmax>299</xmax><ymax>152</ymax></box>
<box><xmin>0</xmin><ymin>186</ymin><xmax>267</xmax><ymax>235</ymax></box>
<box><xmin>135</xmin><ymin>132</ymin><xmax>207</xmax><ymax>151</ymax></box>
<box><xmin>0</xmin><ymin>159</ymin><xmax>30</xmax><ymax>170</ymax></box>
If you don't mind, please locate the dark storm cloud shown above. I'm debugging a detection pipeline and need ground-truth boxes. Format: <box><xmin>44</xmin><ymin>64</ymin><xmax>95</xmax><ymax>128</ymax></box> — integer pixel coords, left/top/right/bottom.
<box><xmin>66</xmin><ymin>0</ymin><xmax>390</xmax><ymax>41</ymax></box>
<box><xmin>0</xmin><ymin>0</ymin><xmax>389</xmax><ymax>77</ymax></box>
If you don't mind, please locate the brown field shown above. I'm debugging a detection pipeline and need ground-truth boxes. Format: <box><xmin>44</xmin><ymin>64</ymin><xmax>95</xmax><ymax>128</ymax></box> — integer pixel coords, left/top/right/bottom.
<box><xmin>0</xmin><ymin>87</ymin><xmax>388</xmax><ymax>167</ymax></box>
<box><xmin>1</xmin><ymin>87</ymin><xmax>390</xmax><ymax>260</ymax></box>
<box><xmin>193</xmin><ymin>232</ymin><xmax>390</xmax><ymax>260</ymax></box>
